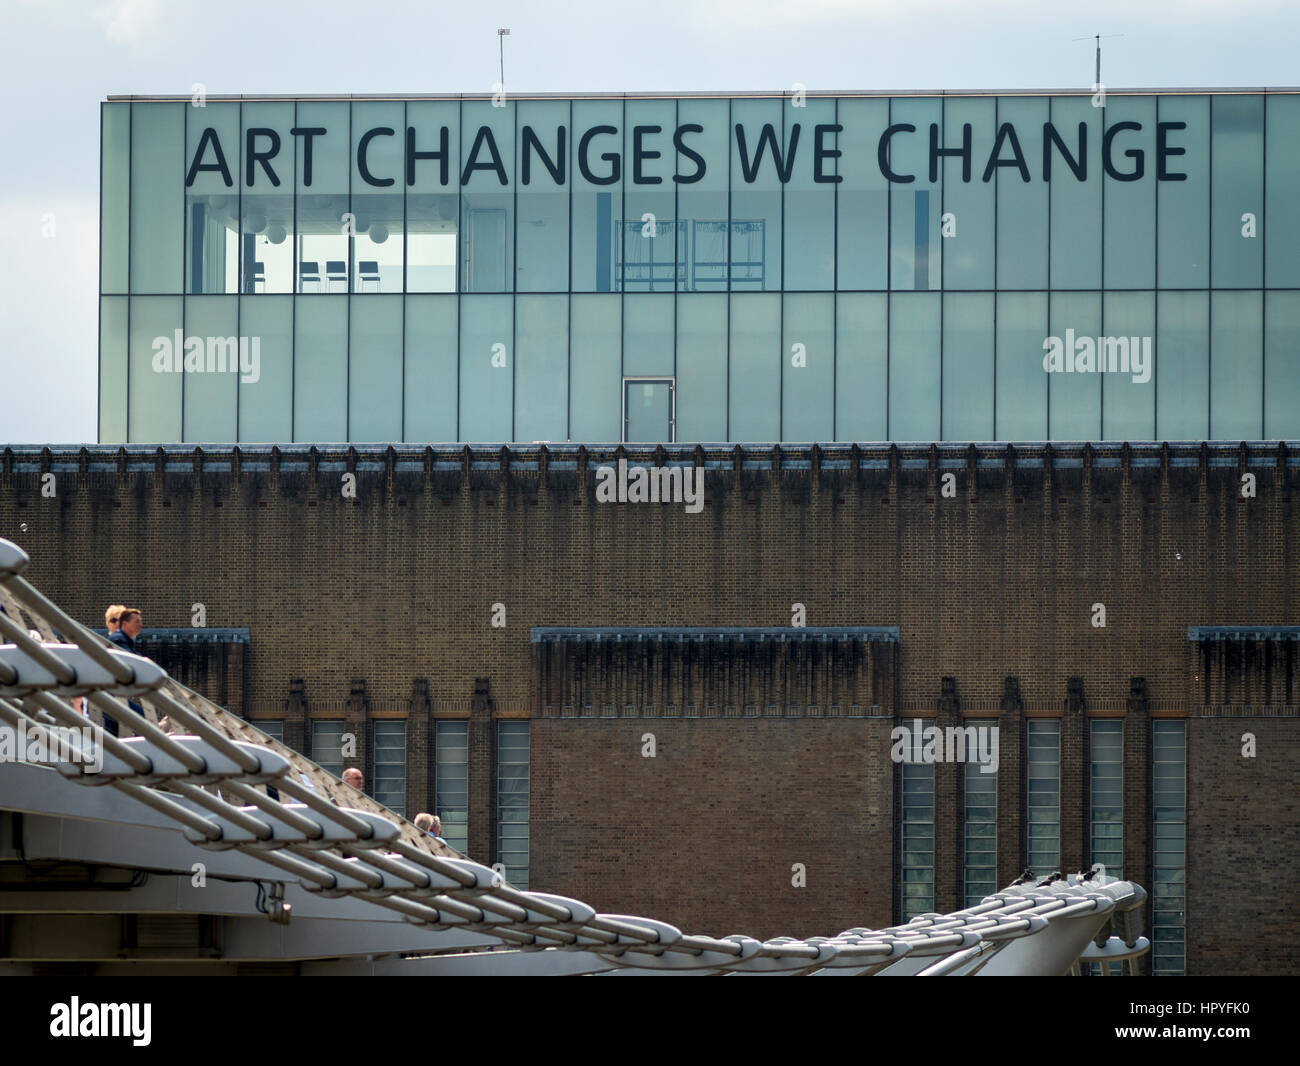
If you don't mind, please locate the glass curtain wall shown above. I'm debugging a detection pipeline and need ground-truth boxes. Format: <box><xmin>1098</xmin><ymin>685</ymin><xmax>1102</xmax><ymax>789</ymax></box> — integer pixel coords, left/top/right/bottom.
<box><xmin>103</xmin><ymin>93</ymin><xmax>1300</xmax><ymax>445</ymax></box>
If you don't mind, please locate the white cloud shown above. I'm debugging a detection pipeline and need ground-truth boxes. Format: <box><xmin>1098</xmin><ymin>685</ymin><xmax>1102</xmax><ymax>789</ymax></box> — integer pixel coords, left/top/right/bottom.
<box><xmin>91</xmin><ymin>0</ymin><xmax>169</xmax><ymax>52</ymax></box>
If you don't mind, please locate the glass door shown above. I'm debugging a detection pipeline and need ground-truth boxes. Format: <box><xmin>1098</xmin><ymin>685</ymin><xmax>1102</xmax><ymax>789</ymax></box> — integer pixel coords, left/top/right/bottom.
<box><xmin>623</xmin><ymin>377</ymin><xmax>675</xmax><ymax>442</ymax></box>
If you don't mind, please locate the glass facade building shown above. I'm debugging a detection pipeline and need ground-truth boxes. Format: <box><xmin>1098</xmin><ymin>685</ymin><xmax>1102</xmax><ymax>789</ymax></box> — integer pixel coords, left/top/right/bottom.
<box><xmin>100</xmin><ymin>90</ymin><xmax>1300</xmax><ymax>444</ymax></box>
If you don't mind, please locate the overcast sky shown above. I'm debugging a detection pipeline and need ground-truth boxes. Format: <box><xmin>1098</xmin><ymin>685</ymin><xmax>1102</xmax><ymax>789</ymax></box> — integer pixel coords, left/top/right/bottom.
<box><xmin>1</xmin><ymin>0</ymin><xmax>1297</xmax><ymax>445</ymax></box>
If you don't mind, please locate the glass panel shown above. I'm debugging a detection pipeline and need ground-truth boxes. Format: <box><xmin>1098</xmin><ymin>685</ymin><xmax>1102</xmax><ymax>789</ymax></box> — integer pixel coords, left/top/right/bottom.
<box><xmin>238</xmin><ymin>295</ymin><xmax>293</xmax><ymax>442</ymax></box>
<box><xmin>100</xmin><ymin>297</ymin><xmax>128</xmax><ymax>443</ymax></box>
<box><xmin>459</xmin><ymin>294</ymin><xmax>514</xmax><ymax>441</ymax></box>
<box><xmin>404</xmin><ymin>295</ymin><xmax>458</xmax><ymax>441</ymax></box>
<box><xmin>101</xmin><ymin>103</ymin><xmax>131</xmax><ymax>295</ymax></box>
<box><xmin>623</xmin><ymin>293</ymin><xmax>673</xmax><ymax>376</ymax></box>
<box><xmin>130</xmin><ymin>102</ymin><xmax>184</xmax><ymax>294</ymax></box>
<box><xmin>182</xmin><ymin>295</ymin><xmax>238</xmax><ymax>441</ymax></box>
<box><xmin>1156</xmin><ymin>291</ymin><xmax>1209</xmax><ymax>440</ymax></box>
<box><xmin>569</xmin><ymin>294</ymin><xmax>621</xmax><ymax>440</ymax></box>
<box><xmin>1266</xmin><ymin>95</ymin><xmax>1300</xmax><ymax>287</ymax></box>
<box><xmin>1101</xmin><ymin>291</ymin><xmax>1155</xmax><ymax>440</ymax></box>
<box><xmin>782</xmin><ymin>292</ymin><xmax>833</xmax><ymax>441</ymax></box>
<box><xmin>1047</xmin><ymin>96</ymin><xmax>1102</xmax><ymax>290</ymax></box>
<box><xmin>128</xmin><ymin>295</ymin><xmax>183</xmax><ymax>441</ymax></box>
<box><xmin>435</xmin><ymin>719</ymin><xmax>469</xmax><ymax>853</ymax></box>
<box><xmin>1156</xmin><ymin>96</ymin><xmax>1209</xmax><ymax>289</ymax></box>
<box><xmin>257</xmin><ymin>720</ymin><xmax>284</xmax><ymax>744</ymax></box>
<box><xmin>517</xmin><ymin>99</ymin><xmax>570</xmax><ymax>292</ymax></box>
<box><xmin>836</xmin><ymin>98</ymin><xmax>889</xmax><ymax>291</ymax></box>
<box><xmin>1103</xmin><ymin>96</ymin><xmax>1156</xmax><ymax>290</ymax></box>
<box><xmin>625</xmin><ymin>380</ymin><xmax>672</xmax><ymax>442</ymax></box>
<box><xmin>406</xmin><ymin>100</ymin><xmax>460</xmax><ymax>293</ymax></box>
<box><xmin>675</xmin><ymin>293</ymin><xmax>727</xmax><ymax>441</ymax></box>
<box><xmin>1089</xmin><ymin>719</ymin><xmax>1123</xmax><ymax>876</ymax></box>
<box><xmin>1025</xmin><ymin>720</ymin><xmax>1060</xmax><ymax>873</ymax></box>
<box><xmin>900</xmin><ymin>761</ymin><xmax>934</xmax><ymax>919</ymax></box>
<box><xmin>371</xmin><ymin>720</ymin><xmax>406</xmax><ymax>816</ymax></box>
<box><xmin>888</xmin><ymin>97</ymin><xmax>941</xmax><ymax>291</ymax></box>
<box><xmin>351</xmin><ymin>101</ymin><xmax>405</xmax><ymax>293</ymax></box>
<box><xmin>730</xmin><ymin>98</ymin><xmax>784</xmax><ymax>290</ymax></box>
<box><xmin>1048</xmin><ymin>291</ymin><xmax>1101</xmax><ymax>440</ymax></box>
<box><xmin>293</xmin><ymin>295</ymin><xmax>348</xmax><ymax>441</ymax></box>
<box><xmin>784</xmin><ymin>97</ymin><xmax>836</xmax><ymax>292</ymax></box>
<box><xmin>496</xmin><ymin>720</ymin><xmax>530</xmax><ymax>889</ymax></box>
<box><xmin>349</xmin><ymin>295</ymin><xmax>403</xmax><ymax>442</ymax></box>
<box><xmin>1265</xmin><ymin>292</ymin><xmax>1300</xmax><ymax>439</ymax></box>
<box><xmin>1209</xmin><ymin>290</ymin><xmax>1262</xmax><ymax>439</ymax></box>
<box><xmin>889</xmin><ymin>292</ymin><xmax>941</xmax><ymax>440</ymax></box>
<box><xmin>572</xmin><ymin>100</ymin><xmax>622</xmax><ymax>293</ymax></box>
<box><xmin>515</xmin><ymin>294</ymin><xmax>568</xmax><ymax>442</ymax></box>
<box><xmin>729</xmin><ymin>293</ymin><xmax>780</xmax><ymax>440</ymax></box>
<box><xmin>835</xmin><ymin>293</ymin><xmax>887</xmax><ymax>440</ymax></box>
<box><xmin>942</xmin><ymin>292</ymin><xmax>993</xmax><ymax>440</ymax></box>
<box><xmin>941</xmin><ymin>97</ymin><xmax>995</xmax><ymax>291</ymax></box>
<box><xmin>185</xmin><ymin>102</ymin><xmax>240</xmax><ymax>294</ymax></box>
<box><xmin>622</xmin><ymin>99</ymin><xmax>677</xmax><ymax>292</ymax></box>
<box><xmin>294</xmin><ymin>101</ymin><xmax>346</xmax><ymax>295</ymax></box>
<box><xmin>311</xmin><ymin>720</ymin><xmax>344</xmax><ymax>776</ymax></box>
<box><xmin>242</xmin><ymin>101</ymin><xmax>295</xmax><ymax>295</ymax></box>
<box><xmin>995</xmin><ymin>97</ymin><xmax>1048</xmax><ymax>291</ymax></box>
<box><xmin>1211</xmin><ymin>94</ymin><xmax>1263</xmax><ymax>288</ymax></box>
<box><xmin>1150</xmin><ymin>720</ymin><xmax>1186</xmax><ymax>975</ymax></box>
<box><xmin>461</xmin><ymin>101</ymin><xmax>515</xmax><ymax>293</ymax></box>
<box><xmin>964</xmin><ymin>719</ymin><xmax>997</xmax><ymax>907</ymax></box>
<box><xmin>671</xmin><ymin>97</ymin><xmax>730</xmax><ymax>294</ymax></box>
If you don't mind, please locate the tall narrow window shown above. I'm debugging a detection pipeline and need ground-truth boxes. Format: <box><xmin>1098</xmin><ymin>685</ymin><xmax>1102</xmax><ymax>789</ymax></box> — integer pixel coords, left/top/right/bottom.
<box><xmin>497</xmin><ymin>720</ymin><xmax>530</xmax><ymax>888</ymax></box>
<box><xmin>310</xmin><ymin>721</ymin><xmax>344</xmax><ymax>777</ymax></box>
<box><xmin>964</xmin><ymin>720</ymin><xmax>998</xmax><ymax>907</ymax></box>
<box><xmin>435</xmin><ymin>720</ymin><xmax>470</xmax><ymax>853</ymax></box>
<box><xmin>257</xmin><ymin>720</ymin><xmax>285</xmax><ymax>745</ymax></box>
<box><xmin>372</xmin><ymin>720</ymin><xmax>407</xmax><ymax>816</ymax></box>
<box><xmin>901</xmin><ymin>760</ymin><xmax>935</xmax><ymax>919</ymax></box>
<box><xmin>1026</xmin><ymin>720</ymin><xmax>1061</xmax><ymax>875</ymax></box>
<box><xmin>1090</xmin><ymin>718</ymin><xmax>1125</xmax><ymax>974</ymax></box>
<box><xmin>1090</xmin><ymin>720</ymin><xmax>1124</xmax><ymax>878</ymax></box>
<box><xmin>1152</xmin><ymin>720</ymin><xmax>1187</xmax><ymax>975</ymax></box>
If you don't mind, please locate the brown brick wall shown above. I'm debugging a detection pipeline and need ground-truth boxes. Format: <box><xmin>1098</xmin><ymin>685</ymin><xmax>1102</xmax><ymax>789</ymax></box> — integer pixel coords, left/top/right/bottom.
<box><xmin>2</xmin><ymin>442</ymin><xmax>1298</xmax><ymax>970</ymax></box>
<box><xmin>1187</xmin><ymin>716</ymin><xmax>1300</xmax><ymax>976</ymax></box>
<box><xmin>530</xmin><ymin>717</ymin><xmax>895</xmax><ymax>940</ymax></box>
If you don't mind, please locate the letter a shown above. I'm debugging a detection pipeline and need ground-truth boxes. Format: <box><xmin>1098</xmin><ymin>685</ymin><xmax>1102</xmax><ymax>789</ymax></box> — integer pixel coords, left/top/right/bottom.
<box><xmin>890</xmin><ymin>726</ymin><xmax>909</xmax><ymax>763</ymax></box>
<box><xmin>595</xmin><ymin>465</ymin><xmax>616</xmax><ymax>503</ymax></box>
<box><xmin>1043</xmin><ymin>336</ymin><xmax>1064</xmax><ymax>373</ymax></box>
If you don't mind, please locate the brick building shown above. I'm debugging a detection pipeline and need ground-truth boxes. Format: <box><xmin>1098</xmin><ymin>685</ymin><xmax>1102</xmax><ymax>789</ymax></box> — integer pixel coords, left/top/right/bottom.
<box><xmin>3</xmin><ymin>439</ymin><xmax>1297</xmax><ymax>975</ymax></box>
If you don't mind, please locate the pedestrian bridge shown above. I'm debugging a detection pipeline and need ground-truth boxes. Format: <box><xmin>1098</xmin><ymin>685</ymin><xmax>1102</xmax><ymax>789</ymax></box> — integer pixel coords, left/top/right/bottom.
<box><xmin>0</xmin><ymin>536</ymin><xmax>1149</xmax><ymax>975</ymax></box>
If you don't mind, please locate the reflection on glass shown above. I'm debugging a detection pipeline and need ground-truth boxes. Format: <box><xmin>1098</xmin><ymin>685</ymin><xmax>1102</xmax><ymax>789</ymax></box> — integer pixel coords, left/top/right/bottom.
<box><xmin>186</xmin><ymin>102</ymin><xmax>241</xmax><ymax>294</ymax></box>
<box><xmin>242</xmin><ymin>101</ymin><xmax>295</xmax><ymax>295</ymax></box>
<box><xmin>622</xmin><ymin>99</ymin><xmax>677</xmax><ymax>292</ymax></box>
<box><xmin>407</xmin><ymin>194</ymin><xmax>458</xmax><ymax>292</ymax></box>
<box><xmin>517</xmin><ymin>100</ymin><xmax>570</xmax><ymax>292</ymax></box>
<box><xmin>241</xmin><ymin>193</ymin><xmax>293</xmax><ymax>293</ymax></box>
<box><xmin>461</xmin><ymin>102</ymin><xmax>514</xmax><ymax>293</ymax></box>
<box><xmin>677</xmin><ymin>98</ymin><xmax>729</xmax><ymax>293</ymax></box>
<box><xmin>888</xmin><ymin>98</ymin><xmax>941</xmax><ymax>291</ymax></box>
<box><xmin>187</xmin><ymin>193</ymin><xmax>240</xmax><ymax>294</ymax></box>
<box><xmin>352</xmin><ymin>193</ymin><xmax>404</xmax><ymax>292</ymax></box>
<box><xmin>731</xmin><ymin>99</ymin><xmax>783</xmax><ymax>290</ymax></box>
<box><xmin>572</xmin><ymin>99</ymin><xmax>622</xmax><ymax>293</ymax></box>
